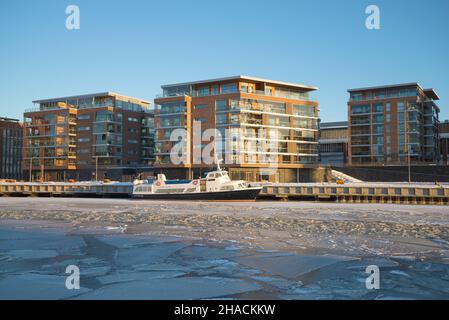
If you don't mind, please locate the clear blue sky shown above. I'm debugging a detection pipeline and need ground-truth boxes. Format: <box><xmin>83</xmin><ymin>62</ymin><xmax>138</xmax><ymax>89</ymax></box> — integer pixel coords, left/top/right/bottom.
<box><xmin>0</xmin><ymin>0</ymin><xmax>448</xmax><ymax>122</ymax></box>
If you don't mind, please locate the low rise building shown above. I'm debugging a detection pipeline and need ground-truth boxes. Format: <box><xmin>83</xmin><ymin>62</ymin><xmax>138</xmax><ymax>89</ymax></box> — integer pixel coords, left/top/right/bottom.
<box><xmin>319</xmin><ymin>121</ymin><xmax>348</xmax><ymax>166</ymax></box>
<box><xmin>23</xmin><ymin>92</ymin><xmax>154</xmax><ymax>181</ymax></box>
<box><xmin>154</xmin><ymin>75</ymin><xmax>320</xmax><ymax>182</ymax></box>
<box><xmin>348</xmin><ymin>83</ymin><xmax>440</xmax><ymax>166</ymax></box>
<box><xmin>0</xmin><ymin>117</ymin><xmax>23</xmax><ymax>180</ymax></box>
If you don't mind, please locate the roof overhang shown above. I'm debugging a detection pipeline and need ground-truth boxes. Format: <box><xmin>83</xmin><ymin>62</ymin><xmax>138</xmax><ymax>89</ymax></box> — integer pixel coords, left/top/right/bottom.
<box><xmin>33</xmin><ymin>92</ymin><xmax>150</xmax><ymax>104</ymax></box>
<box><xmin>348</xmin><ymin>83</ymin><xmax>419</xmax><ymax>93</ymax></box>
<box><xmin>423</xmin><ymin>89</ymin><xmax>440</xmax><ymax>100</ymax></box>
<box><xmin>162</xmin><ymin>75</ymin><xmax>318</xmax><ymax>92</ymax></box>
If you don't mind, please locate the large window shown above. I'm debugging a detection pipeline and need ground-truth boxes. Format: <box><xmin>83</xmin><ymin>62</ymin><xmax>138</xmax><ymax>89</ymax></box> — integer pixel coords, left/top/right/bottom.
<box><xmin>95</xmin><ymin>110</ymin><xmax>114</xmax><ymax>122</ymax></box>
<box><xmin>221</xmin><ymin>83</ymin><xmax>237</xmax><ymax>94</ymax></box>
<box><xmin>372</xmin><ymin>104</ymin><xmax>383</xmax><ymax>113</ymax></box>
<box><xmin>351</xmin><ymin>105</ymin><xmax>370</xmax><ymax>114</ymax></box>
<box><xmin>216</xmin><ymin>113</ymin><xmax>228</xmax><ymax>125</ymax></box>
<box><xmin>292</xmin><ymin>105</ymin><xmax>314</xmax><ymax>117</ymax></box>
<box><xmin>198</xmin><ymin>86</ymin><xmax>210</xmax><ymax>96</ymax></box>
<box><xmin>215</xmin><ymin>100</ymin><xmax>227</xmax><ymax>111</ymax></box>
<box><xmin>194</xmin><ymin>104</ymin><xmax>208</xmax><ymax>110</ymax></box>
<box><xmin>157</xmin><ymin>101</ymin><xmax>186</xmax><ymax>114</ymax></box>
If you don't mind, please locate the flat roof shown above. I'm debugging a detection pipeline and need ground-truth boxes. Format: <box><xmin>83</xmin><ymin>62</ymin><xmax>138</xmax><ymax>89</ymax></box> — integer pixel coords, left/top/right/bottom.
<box><xmin>0</xmin><ymin>117</ymin><xmax>20</xmax><ymax>123</ymax></box>
<box><xmin>320</xmin><ymin>121</ymin><xmax>348</xmax><ymax>129</ymax></box>
<box><xmin>348</xmin><ymin>83</ymin><xmax>440</xmax><ymax>100</ymax></box>
<box><xmin>423</xmin><ymin>89</ymin><xmax>440</xmax><ymax>100</ymax></box>
<box><xmin>32</xmin><ymin>92</ymin><xmax>150</xmax><ymax>104</ymax></box>
<box><xmin>161</xmin><ymin>75</ymin><xmax>318</xmax><ymax>92</ymax></box>
<box><xmin>347</xmin><ymin>83</ymin><xmax>420</xmax><ymax>93</ymax></box>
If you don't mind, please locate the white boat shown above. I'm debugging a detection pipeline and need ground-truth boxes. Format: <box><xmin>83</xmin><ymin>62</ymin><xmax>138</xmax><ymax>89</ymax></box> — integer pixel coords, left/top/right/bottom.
<box><xmin>132</xmin><ymin>164</ymin><xmax>262</xmax><ymax>201</ymax></box>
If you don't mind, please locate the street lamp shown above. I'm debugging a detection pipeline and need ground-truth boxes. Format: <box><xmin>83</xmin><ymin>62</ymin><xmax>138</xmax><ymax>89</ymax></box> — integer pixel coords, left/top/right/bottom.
<box><xmin>94</xmin><ymin>155</ymin><xmax>99</xmax><ymax>182</ymax></box>
<box><xmin>405</xmin><ymin>104</ymin><xmax>412</xmax><ymax>183</ymax></box>
<box><xmin>29</xmin><ymin>156</ymin><xmax>33</xmax><ymax>182</ymax></box>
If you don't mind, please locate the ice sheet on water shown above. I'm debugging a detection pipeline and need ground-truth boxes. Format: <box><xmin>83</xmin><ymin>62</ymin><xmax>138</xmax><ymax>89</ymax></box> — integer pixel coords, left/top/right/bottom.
<box><xmin>7</xmin><ymin>249</ymin><xmax>59</xmax><ymax>259</ymax></box>
<box><xmin>176</xmin><ymin>244</ymin><xmax>245</xmax><ymax>261</ymax></box>
<box><xmin>233</xmin><ymin>252</ymin><xmax>358</xmax><ymax>279</ymax></box>
<box><xmin>133</xmin><ymin>262</ymin><xmax>191</xmax><ymax>272</ymax></box>
<box><xmin>74</xmin><ymin>276</ymin><xmax>260</xmax><ymax>300</ymax></box>
<box><xmin>0</xmin><ymin>228</ymin><xmax>85</xmax><ymax>254</ymax></box>
<box><xmin>345</xmin><ymin>257</ymin><xmax>400</xmax><ymax>270</ymax></box>
<box><xmin>389</xmin><ymin>270</ymin><xmax>411</xmax><ymax>277</ymax></box>
<box><xmin>97</xmin><ymin>270</ymin><xmax>187</xmax><ymax>285</ymax></box>
<box><xmin>116</xmin><ymin>242</ymin><xmax>190</xmax><ymax>267</ymax></box>
<box><xmin>96</xmin><ymin>235</ymin><xmax>183</xmax><ymax>248</ymax></box>
<box><xmin>0</xmin><ymin>274</ymin><xmax>90</xmax><ymax>300</ymax></box>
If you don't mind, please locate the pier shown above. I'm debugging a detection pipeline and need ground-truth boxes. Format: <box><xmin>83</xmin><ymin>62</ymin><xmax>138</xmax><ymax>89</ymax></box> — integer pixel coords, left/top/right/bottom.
<box><xmin>0</xmin><ymin>181</ymin><xmax>132</xmax><ymax>198</ymax></box>
<box><xmin>1</xmin><ymin>181</ymin><xmax>448</xmax><ymax>205</ymax></box>
<box><xmin>256</xmin><ymin>182</ymin><xmax>449</xmax><ymax>205</ymax></box>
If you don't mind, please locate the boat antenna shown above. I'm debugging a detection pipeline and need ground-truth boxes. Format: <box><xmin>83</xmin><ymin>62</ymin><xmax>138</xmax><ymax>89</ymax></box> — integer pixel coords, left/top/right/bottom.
<box><xmin>214</xmin><ymin>152</ymin><xmax>222</xmax><ymax>171</ymax></box>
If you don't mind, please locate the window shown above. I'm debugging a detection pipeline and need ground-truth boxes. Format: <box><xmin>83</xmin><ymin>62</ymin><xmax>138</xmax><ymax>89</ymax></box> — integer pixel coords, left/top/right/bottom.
<box><xmin>375</xmin><ymin>91</ymin><xmax>386</xmax><ymax>99</ymax></box>
<box><xmin>292</xmin><ymin>105</ymin><xmax>314</xmax><ymax>117</ymax></box>
<box><xmin>372</xmin><ymin>104</ymin><xmax>383</xmax><ymax>113</ymax></box>
<box><xmin>78</xmin><ymin>115</ymin><xmax>90</xmax><ymax>120</ymax></box>
<box><xmin>221</xmin><ymin>83</ymin><xmax>237</xmax><ymax>93</ymax></box>
<box><xmin>128</xmin><ymin>117</ymin><xmax>139</xmax><ymax>122</ymax></box>
<box><xmin>351</xmin><ymin>105</ymin><xmax>370</xmax><ymax>114</ymax></box>
<box><xmin>78</xmin><ymin>138</ymin><xmax>90</xmax><ymax>143</ymax></box>
<box><xmin>216</xmin><ymin>113</ymin><xmax>228</xmax><ymax>125</ymax></box>
<box><xmin>157</xmin><ymin>101</ymin><xmax>186</xmax><ymax>114</ymax></box>
<box><xmin>215</xmin><ymin>100</ymin><xmax>227</xmax><ymax>111</ymax></box>
<box><xmin>78</xmin><ymin>149</ymin><xmax>90</xmax><ymax>154</ymax></box>
<box><xmin>372</xmin><ymin>114</ymin><xmax>383</xmax><ymax>123</ymax></box>
<box><xmin>194</xmin><ymin>104</ymin><xmax>207</xmax><ymax>110</ymax></box>
<box><xmin>198</xmin><ymin>86</ymin><xmax>209</xmax><ymax>96</ymax></box>
<box><xmin>78</xmin><ymin>126</ymin><xmax>91</xmax><ymax>131</ymax></box>
<box><xmin>127</xmin><ymin>139</ymin><xmax>138</xmax><ymax>144</ymax></box>
<box><xmin>95</xmin><ymin>110</ymin><xmax>114</xmax><ymax>122</ymax></box>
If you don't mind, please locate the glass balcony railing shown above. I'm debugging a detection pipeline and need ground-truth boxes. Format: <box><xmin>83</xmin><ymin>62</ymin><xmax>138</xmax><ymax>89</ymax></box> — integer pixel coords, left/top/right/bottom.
<box><xmin>157</xmin><ymin>89</ymin><xmax>314</xmax><ymax>101</ymax></box>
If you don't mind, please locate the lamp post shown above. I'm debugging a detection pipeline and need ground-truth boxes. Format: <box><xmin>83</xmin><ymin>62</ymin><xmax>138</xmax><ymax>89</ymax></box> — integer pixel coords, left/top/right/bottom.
<box><xmin>95</xmin><ymin>156</ymin><xmax>99</xmax><ymax>182</ymax></box>
<box><xmin>29</xmin><ymin>156</ymin><xmax>33</xmax><ymax>182</ymax></box>
<box><xmin>405</xmin><ymin>104</ymin><xmax>411</xmax><ymax>183</ymax></box>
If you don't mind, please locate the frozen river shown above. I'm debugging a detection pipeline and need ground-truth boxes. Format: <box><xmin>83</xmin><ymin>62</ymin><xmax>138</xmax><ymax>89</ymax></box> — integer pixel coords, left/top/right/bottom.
<box><xmin>0</xmin><ymin>198</ymin><xmax>448</xmax><ymax>299</ymax></box>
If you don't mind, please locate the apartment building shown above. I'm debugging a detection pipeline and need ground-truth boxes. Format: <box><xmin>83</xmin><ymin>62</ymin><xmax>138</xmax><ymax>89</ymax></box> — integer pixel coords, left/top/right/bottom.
<box><xmin>348</xmin><ymin>83</ymin><xmax>440</xmax><ymax>166</ymax></box>
<box><xmin>23</xmin><ymin>92</ymin><xmax>154</xmax><ymax>181</ymax></box>
<box><xmin>318</xmin><ymin>121</ymin><xmax>348</xmax><ymax>166</ymax></box>
<box><xmin>439</xmin><ymin>120</ymin><xmax>449</xmax><ymax>165</ymax></box>
<box><xmin>0</xmin><ymin>117</ymin><xmax>23</xmax><ymax>180</ymax></box>
<box><xmin>154</xmin><ymin>76</ymin><xmax>319</xmax><ymax>182</ymax></box>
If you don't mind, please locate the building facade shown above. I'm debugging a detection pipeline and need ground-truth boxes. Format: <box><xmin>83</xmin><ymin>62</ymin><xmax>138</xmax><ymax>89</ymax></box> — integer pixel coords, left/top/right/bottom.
<box><xmin>319</xmin><ymin>121</ymin><xmax>348</xmax><ymax>166</ymax></box>
<box><xmin>348</xmin><ymin>83</ymin><xmax>440</xmax><ymax>166</ymax></box>
<box><xmin>439</xmin><ymin>120</ymin><xmax>449</xmax><ymax>165</ymax></box>
<box><xmin>154</xmin><ymin>76</ymin><xmax>319</xmax><ymax>182</ymax></box>
<box><xmin>0</xmin><ymin>117</ymin><xmax>23</xmax><ymax>180</ymax></box>
<box><xmin>23</xmin><ymin>92</ymin><xmax>154</xmax><ymax>182</ymax></box>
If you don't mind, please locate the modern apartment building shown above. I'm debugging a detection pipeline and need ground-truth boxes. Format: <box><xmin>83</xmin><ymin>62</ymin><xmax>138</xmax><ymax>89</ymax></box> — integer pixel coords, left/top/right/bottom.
<box><xmin>348</xmin><ymin>83</ymin><xmax>440</xmax><ymax>166</ymax></box>
<box><xmin>0</xmin><ymin>117</ymin><xmax>23</xmax><ymax>180</ymax></box>
<box><xmin>319</xmin><ymin>121</ymin><xmax>348</xmax><ymax>166</ymax></box>
<box><xmin>439</xmin><ymin>120</ymin><xmax>449</xmax><ymax>165</ymax></box>
<box><xmin>23</xmin><ymin>92</ymin><xmax>154</xmax><ymax>181</ymax></box>
<box><xmin>154</xmin><ymin>76</ymin><xmax>319</xmax><ymax>182</ymax></box>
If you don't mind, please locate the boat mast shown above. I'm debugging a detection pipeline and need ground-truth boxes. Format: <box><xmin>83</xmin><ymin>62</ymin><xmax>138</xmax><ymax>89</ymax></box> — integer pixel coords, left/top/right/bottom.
<box><xmin>214</xmin><ymin>152</ymin><xmax>222</xmax><ymax>171</ymax></box>
<box><xmin>214</xmin><ymin>139</ymin><xmax>222</xmax><ymax>172</ymax></box>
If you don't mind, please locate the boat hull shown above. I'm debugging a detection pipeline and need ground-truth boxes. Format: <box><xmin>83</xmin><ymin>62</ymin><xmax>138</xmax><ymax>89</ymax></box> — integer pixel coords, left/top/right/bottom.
<box><xmin>132</xmin><ymin>187</ymin><xmax>262</xmax><ymax>201</ymax></box>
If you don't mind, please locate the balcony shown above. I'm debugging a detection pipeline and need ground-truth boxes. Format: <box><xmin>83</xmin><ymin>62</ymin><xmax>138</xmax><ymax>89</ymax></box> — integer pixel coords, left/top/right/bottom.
<box><xmin>157</xmin><ymin>89</ymin><xmax>315</xmax><ymax>102</ymax></box>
